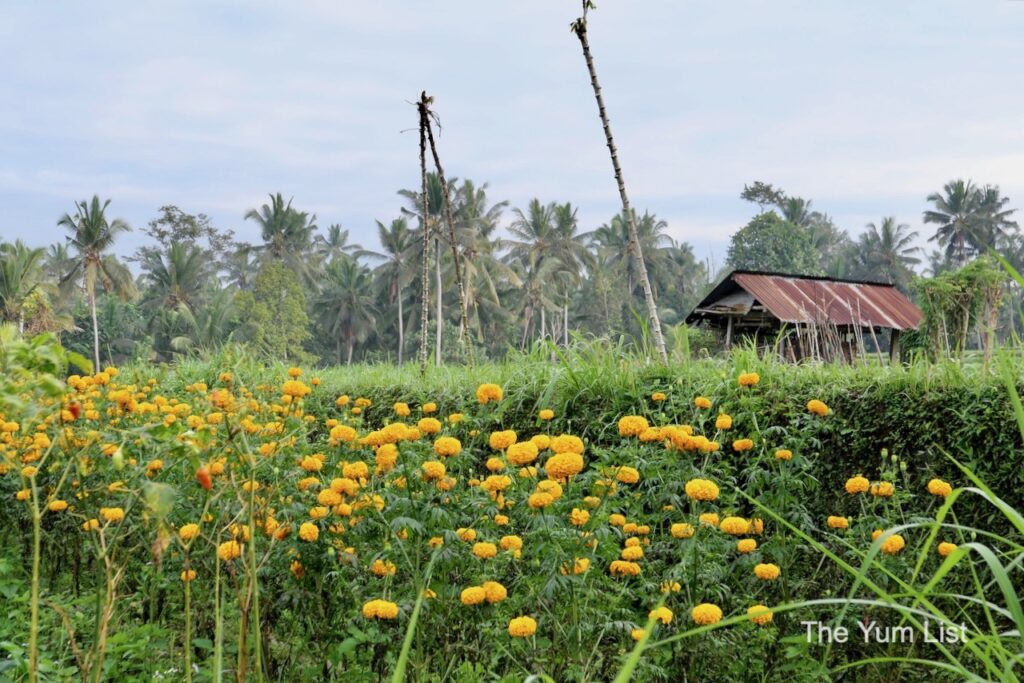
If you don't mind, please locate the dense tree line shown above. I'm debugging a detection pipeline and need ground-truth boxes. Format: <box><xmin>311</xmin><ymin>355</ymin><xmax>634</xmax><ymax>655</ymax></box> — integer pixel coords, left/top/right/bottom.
<box><xmin>0</xmin><ymin>177</ymin><xmax>1017</xmax><ymax>366</ymax></box>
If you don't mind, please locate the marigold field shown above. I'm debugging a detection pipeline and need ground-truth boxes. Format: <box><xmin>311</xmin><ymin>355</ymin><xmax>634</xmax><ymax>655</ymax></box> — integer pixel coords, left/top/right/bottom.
<box><xmin>2</xmin><ymin>339</ymin><xmax>1024</xmax><ymax>682</ymax></box>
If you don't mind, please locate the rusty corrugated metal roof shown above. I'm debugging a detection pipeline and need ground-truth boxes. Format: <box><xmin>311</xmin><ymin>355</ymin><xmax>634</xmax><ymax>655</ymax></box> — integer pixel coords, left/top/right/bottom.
<box><xmin>730</xmin><ymin>272</ymin><xmax>922</xmax><ymax>330</ymax></box>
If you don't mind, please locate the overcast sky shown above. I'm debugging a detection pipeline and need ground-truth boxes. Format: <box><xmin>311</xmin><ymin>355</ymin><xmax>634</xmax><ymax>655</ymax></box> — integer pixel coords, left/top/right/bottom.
<box><xmin>2</xmin><ymin>1</ymin><xmax>1022</xmax><ymax>268</ymax></box>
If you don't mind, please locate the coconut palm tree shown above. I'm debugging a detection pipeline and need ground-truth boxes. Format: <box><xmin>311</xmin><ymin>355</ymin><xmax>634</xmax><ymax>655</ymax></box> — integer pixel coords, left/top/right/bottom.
<box><xmin>316</xmin><ymin>258</ymin><xmax>377</xmax><ymax>364</ymax></box>
<box><xmin>924</xmin><ymin>179</ymin><xmax>985</xmax><ymax>264</ymax></box>
<box><xmin>550</xmin><ymin>202</ymin><xmax>589</xmax><ymax>344</ymax></box>
<box><xmin>315</xmin><ymin>224</ymin><xmax>363</xmax><ymax>263</ymax></box>
<box><xmin>139</xmin><ymin>243</ymin><xmax>214</xmax><ymax>359</ymax></box>
<box><xmin>856</xmin><ymin>217</ymin><xmax>921</xmax><ymax>292</ymax></box>
<box><xmin>973</xmin><ymin>185</ymin><xmax>1019</xmax><ymax>253</ymax></box>
<box><xmin>363</xmin><ymin>218</ymin><xmax>416</xmax><ymax>364</ymax></box>
<box><xmin>0</xmin><ymin>241</ymin><xmax>47</xmax><ymax>331</ymax></box>
<box><xmin>400</xmin><ymin>173</ymin><xmax>450</xmax><ymax>365</ymax></box>
<box><xmin>245</xmin><ymin>193</ymin><xmax>320</xmax><ymax>287</ymax></box>
<box><xmin>57</xmin><ymin>196</ymin><xmax>136</xmax><ymax>369</ymax></box>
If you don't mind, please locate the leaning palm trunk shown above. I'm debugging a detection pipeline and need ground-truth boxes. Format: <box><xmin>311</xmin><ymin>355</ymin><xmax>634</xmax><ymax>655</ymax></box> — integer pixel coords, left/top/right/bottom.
<box><xmin>423</xmin><ymin>107</ymin><xmax>474</xmax><ymax>366</ymax></box>
<box><xmin>435</xmin><ymin>239</ymin><xmax>442</xmax><ymax>366</ymax></box>
<box><xmin>572</xmin><ymin>3</ymin><xmax>668</xmax><ymax>363</ymax></box>
<box><xmin>417</xmin><ymin>94</ymin><xmax>432</xmax><ymax>374</ymax></box>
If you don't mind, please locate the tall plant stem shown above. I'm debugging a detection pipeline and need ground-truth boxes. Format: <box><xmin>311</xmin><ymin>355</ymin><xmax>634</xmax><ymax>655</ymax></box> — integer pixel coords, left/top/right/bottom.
<box><xmin>28</xmin><ymin>484</ymin><xmax>41</xmax><ymax>683</ymax></box>
<box><xmin>184</xmin><ymin>555</ymin><xmax>192</xmax><ymax>683</ymax></box>
<box><xmin>247</xmin><ymin>466</ymin><xmax>264</xmax><ymax>682</ymax></box>
<box><xmin>417</xmin><ymin>92</ymin><xmax>432</xmax><ymax>375</ymax></box>
<box><xmin>571</xmin><ymin>3</ymin><xmax>667</xmax><ymax>363</ymax></box>
<box><xmin>423</xmin><ymin>103</ymin><xmax>474</xmax><ymax>367</ymax></box>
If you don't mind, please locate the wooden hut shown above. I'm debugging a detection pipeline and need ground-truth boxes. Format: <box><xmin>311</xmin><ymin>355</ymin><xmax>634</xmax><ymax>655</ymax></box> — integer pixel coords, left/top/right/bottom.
<box><xmin>685</xmin><ymin>270</ymin><xmax>922</xmax><ymax>362</ymax></box>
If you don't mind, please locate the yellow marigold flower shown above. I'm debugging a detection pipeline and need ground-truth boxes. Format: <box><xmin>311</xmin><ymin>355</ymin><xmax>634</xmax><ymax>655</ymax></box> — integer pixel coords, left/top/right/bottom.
<box><xmin>671</xmin><ymin>523</ymin><xmax>695</xmax><ymax>539</ymax></box>
<box><xmin>287</xmin><ymin>367</ymin><xmax>302</xmax><ymax>378</ymax></box>
<box><xmin>827</xmin><ymin>516</ymin><xmax>849</xmax><ymax>530</ymax></box>
<box><xmin>545</xmin><ymin>452</ymin><xmax>584</xmax><ymax>481</ymax></box>
<box><xmin>371</xmin><ymin>559</ymin><xmax>396</xmax><ymax>576</ymax></box>
<box><xmin>539</xmin><ymin>409</ymin><xmax>555</xmax><ymax>420</ymax></box>
<box><xmin>528</xmin><ymin>492</ymin><xmax>554</xmax><ymax>509</ymax></box>
<box><xmin>871</xmin><ymin>481</ymin><xmax>895</xmax><ymax>498</ymax></box>
<box><xmin>473</xmin><ymin>542</ymin><xmax>498</xmax><ymax>559</ymax></box>
<box><xmin>484</xmin><ymin>458</ymin><xmax>505</xmax><ymax>473</ymax></box>
<box><xmin>566</xmin><ymin>557</ymin><xmax>591</xmax><ymax>575</ymax></box>
<box><xmin>300</xmin><ymin>455</ymin><xmax>323</xmax><ymax>472</ymax></box>
<box><xmin>494</xmin><ymin>513</ymin><xmax>509</xmax><ymax>526</ymax></box>
<box><xmin>748</xmin><ymin>604</ymin><xmax>773</xmax><ymax>625</ymax></box>
<box><xmin>550</xmin><ymin>434</ymin><xmax>584</xmax><ymax>454</ymax></box>
<box><xmin>16</xmin><ymin>489</ymin><xmax>31</xmax><ymax>501</ymax></box>
<box><xmin>621</xmin><ymin>546</ymin><xmax>644</xmax><ymax>561</ymax></box>
<box><xmin>699</xmin><ymin>512</ymin><xmax>719</xmax><ymax>527</ymax></box>
<box><xmin>806</xmin><ymin>399</ymin><xmax>829</xmax><ymax>416</ymax></box>
<box><xmin>488</xmin><ymin>430</ymin><xmax>517</xmax><ymax>451</ymax></box>
<box><xmin>181</xmin><ymin>569</ymin><xmax>197</xmax><ymax>582</ymax></box>
<box><xmin>617</xmin><ymin>415</ymin><xmax>649</xmax><ymax>437</ymax></box>
<box><xmin>651</xmin><ymin>392</ymin><xmax>667</xmax><ymax>402</ymax></box>
<box><xmin>691</xmin><ymin>603</ymin><xmax>723</xmax><ymax>625</ymax></box>
<box><xmin>342</xmin><ymin>461</ymin><xmax>370</xmax><ymax>480</ymax></box>
<box><xmin>499</xmin><ymin>535</ymin><xmax>522</xmax><ymax>551</ymax></box>
<box><xmin>719</xmin><ymin>516</ymin><xmax>750</xmax><ymax>535</ymax></box>
<box><xmin>615</xmin><ymin>466</ymin><xmax>640</xmax><ymax>484</ymax></box>
<box><xmin>241</xmin><ymin>480</ymin><xmax>261</xmax><ymax>493</ymax></box>
<box><xmin>845</xmin><ymin>475</ymin><xmax>870</xmax><ymax>495</ymax></box>
<box><xmin>100</xmin><ymin>507</ymin><xmax>125</xmax><ymax>523</ymax></box>
<box><xmin>460</xmin><ymin>586</ymin><xmax>487</xmax><ymax>605</ymax></box>
<box><xmin>179</xmin><ymin>523</ymin><xmax>201</xmax><ymax>541</ymax></box>
<box><xmin>649</xmin><ymin>606</ymin><xmax>673</xmax><ymax>624</ymax></box>
<box><xmin>309</xmin><ymin>506</ymin><xmax>329</xmax><ymax>520</ymax></box>
<box><xmin>421</xmin><ymin>402</ymin><xmax>437</xmax><ymax>414</ymax></box>
<box><xmin>482</xmin><ymin>580</ymin><xmax>507</xmax><ymax>603</ymax></box>
<box><xmin>570</xmin><ymin>508</ymin><xmax>590</xmax><ymax>527</ymax></box>
<box><xmin>638</xmin><ymin>427</ymin><xmax>663</xmax><ymax>443</ymax></box>
<box><xmin>583</xmin><ymin>495</ymin><xmax>601</xmax><ymax>509</ymax></box>
<box><xmin>329</xmin><ymin>424</ymin><xmax>357</xmax><ymax>445</ymax></box>
<box><xmin>217</xmin><ymin>540</ymin><xmax>242</xmax><ymax>562</ymax></box>
<box><xmin>505</xmin><ymin>441</ymin><xmax>538</xmax><ymax>466</ymax></box>
<box><xmin>732</xmin><ymin>438</ymin><xmax>754</xmax><ymax>452</ymax></box>
<box><xmin>476</xmin><ymin>383</ymin><xmax>503</xmax><ymax>404</ymax></box>
<box><xmin>298</xmin><ymin>522</ymin><xmax>319</xmax><ymax>542</ymax></box>
<box><xmin>362</xmin><ymin>599</ymin><xmax>399</xmax><ymax>620</ymax></box>
<box><xmin>631</xmin><ymin>628</ymin><xmax>646</xmax><ymax>641</ymax></box>
<box><xmin>737</xmin><ymin>538</ymin><xmax>757</xmax><ymax>553</ymax></box>
<box><xmin>736</xmin><ymin>372</ymin><xmax>759</xmax><ymax>387</ymax></box>
<box><xmin>47</xmin><ymin>500</ymin><xmax>68</xmax><ymax>512</ymax></box>
<box><xmin>82</xmin><ymin>518</ymin><xmax>100</xmax><ymax>531</ymax></box>
<box><xmin>715</xmin><ymin>414</ymin><xmax>732</xmax><ymax>430</ymax></box>
<box><xmin>531</xmin><ymin>434</ymin><xmax>552</xmax><ymax>450</ymax></box>
<box><xmin>694</xmin><ymin>396</ymin><xmax>712</xmax><ymax>409</ymax></box>
<box><xmin>938</xmin><ymin>541</ymin><xmax>957</xmax><ymax>557</ymax></box>
<box><xmin>282</xmin><ymin>380</ymin><xmax>311</xmax><ymax>398</ymax></box>
<box><xmin>609</xmin><ymin>560</ymin><xmax>642</xmax><ymax>576</ymax></box>
<box><xmin>927</xmin><ymin>479</ymin><xmax>952</xmax><ymax>497</ymax></box>
<box><xmin>775</xmin><ymin>449</ymin><xmax>793</xmax><ymax>461</ymax></box>
<box><xmin>433</xmin><ymin>436</ymin><xmax>462</xmax><ymax>458</ymax></box>
<box><xmin>881</xmin><ymin>534</ymin><xmax>906</xmax><ymax>555</ymax></box>
<box><xmin>448</xmin><ymin>412</ymin><xmax>464</xmax><ymax>423</ymax></box>
<box><xmin>754</xmin><ymin>563</ymin><xmax>781</xmax><ymax>580</ymax></box>
<box><xmin>609</xmin><ymin>513</ymin><xmax>627</xmax><ymax>527</ymax></box>
<box><xmin>508</xmin><ymin>616</ymin><xmax>537</xmax><ymax>637</ymax></box>
<box><xmin>422</xmin><ymin>460</ymin><xmax>446</xmax><ymax>481</ymax></box>
<box><xmin>456</xmin><ymin>527</ymin><xmax>476</xmax><ymax>542</ymax></box>
<box><xmin>417</xmin><ymin>417</ymin><xmax>442</xmax><ymax>435</ymax></box>
<box><xmin>393</xmin><ymin>402</ymin><xmax>411</xmax><ymax>417</ymax></box>
<box><xmin>21</xmin><ymin>465</ymin><xmax>38</xmax><ymax>478</ymax></box>
<box><xmin>428</xmin><ymin>536</ymin><xmax>444</xmax><ymax>548</ymax></box>
<box><xmin>684</xmin><ymin>478</ymin><xmax>720</xmax><ymax>502</ymax></box>
<box><xmin>661</xmin><ymin>581</ymin><xmax>682</xmax><ymax>593</ymax></box>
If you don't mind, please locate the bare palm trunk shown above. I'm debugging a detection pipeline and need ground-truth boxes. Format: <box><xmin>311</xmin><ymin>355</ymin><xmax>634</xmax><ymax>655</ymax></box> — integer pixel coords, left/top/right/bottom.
<box><xmin>89</xmin><ymin>285</ymin><xmax>100</xmax><ymax>369</ymax></box>
<box><xmin>435</xmin><ymin>238</ymin><xmax>442</xmax><ymax>366</ymax></box>
<box><xmin>346</xmin><ymin>337</ymin><xmax>354</xmax><ymax>365</ymax></box>
<box><xmin>540</xmin><ymin>306</ymin><xmax>546</xmax><ymax>342</ymax></box>
<box><xmin>397</xmin><ymin>292</ymin><xmax>405</xmax><ymax>365</ymax></box>
<box><xmin>423</xmin><ymin>107</ymin><xmax>474</xmax><ymax>366</ymax></box>
<box><xmin>521</xmin><ymin>304</ymin><xmax>533</xmax><ymax>349</ymax></box>
<box><xmin>417</xmin><ymin>94</ymin><xmax>431</xmax><ymax>374</ymax></box>
<box><xmin>572</xmin><ymin>5</ymin><xmax>668</xmax><ymax>363</ymax></box>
